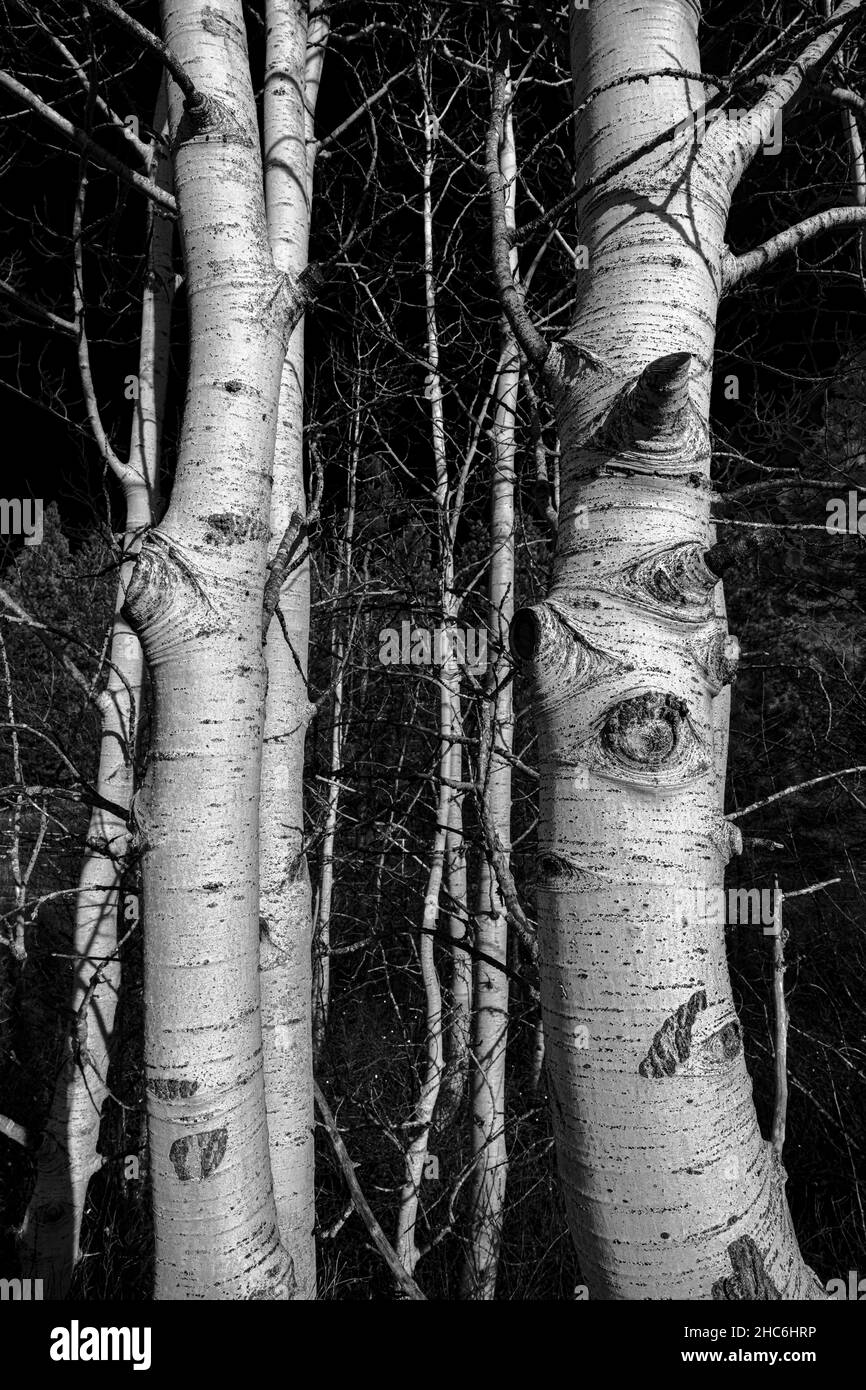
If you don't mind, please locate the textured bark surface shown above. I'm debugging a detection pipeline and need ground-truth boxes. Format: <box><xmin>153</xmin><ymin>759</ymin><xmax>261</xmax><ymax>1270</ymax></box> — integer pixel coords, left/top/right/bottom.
<box><xmin>461</xmin><ymin>100</ymin><xmax>519</xmax><ymax>1300</ymax></box>
<box><xmin>258</xmin><ymin>0</ymin><xmax>326</xmax><ymax>1300</ymax></box>
<box><xmin>124</xmin><ymin>0</ymin><xmax>301</xmax><ymax>1299</ymax></box>
<box><xmin>517</xmin><ymin>0</ymin><xmax>826</xmax><ymax>1300</ymax></box>
<box><xmin>19</xmin><ymin>92</ymin><xmax>173</xmax><ymax>1296</ymax></box>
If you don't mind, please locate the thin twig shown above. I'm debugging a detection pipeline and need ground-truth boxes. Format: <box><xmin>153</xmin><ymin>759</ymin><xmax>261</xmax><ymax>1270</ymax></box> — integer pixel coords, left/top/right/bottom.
<box><xmin>313</xmin><ymin>1081</ymin><xmax>427</xmax><ymax>1301</ymax></box>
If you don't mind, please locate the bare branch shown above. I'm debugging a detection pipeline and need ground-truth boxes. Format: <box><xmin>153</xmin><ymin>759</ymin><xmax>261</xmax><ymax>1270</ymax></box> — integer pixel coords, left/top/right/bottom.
<box><xmin>0</xmin><ymin>585</ymin><xmax>97</xmax><ymax>706</ymax></box>
<box><xmin>0</xmin><ymin>1113</ymin><xmax>30</xmax><ymax>1148</ymax></box>
<box><xmin>73</xmin><ymin>168</ymin><xmax>126</xmax><ymax>482</ymax></box>
<box><xmin>813</xmin><ymin>82</ymin><xmax>866</xmax><ymax>113</ymax></box>
<box><xmin>262</xmin><ymin>510</ymin><xmax>305</xmax><ymax>639</ymax></box>
<box><xmin>486</xmin><ymin>27</ymin><xmax>550</xmax><ymax>373</ymax></box>
<box><xmin>0</xmin><ymin>278</ymin><xmax>76</xmax><ymax>336</ymax></box>
<box><xmin>314</xmin><ymin>1081</ymin><xmax>427</xmax><ymax>1301</ymax></box>
<box><xmin>706</xmin><ymin>0</ymin><xmax>863</xmax><ymax>187</ymax></box>
<box><xmin>727</xmin><ymin>768</ymin><xmax>866</xmax><ymax>820</ymax></box>
<box><xmin>86</xmin><ymin>0</ymin><xmax>202</xmax><ymax>111</ymax></box>
<box><xmin>0</xmin><ymin>69</ymin><xmax>177</xmax><ymax>216</ymax></box>
<box><xmin>722</xmin><ymin>204</ymin><xmax>866</xmax><ymax>288</ymax></box>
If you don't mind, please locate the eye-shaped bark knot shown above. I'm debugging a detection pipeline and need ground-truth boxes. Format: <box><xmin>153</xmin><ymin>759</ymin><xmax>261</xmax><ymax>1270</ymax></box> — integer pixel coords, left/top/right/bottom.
<box><xmin>602</xmin><ymin>692</ymin><xmax>688</xmax><ymax>769</ymax></box>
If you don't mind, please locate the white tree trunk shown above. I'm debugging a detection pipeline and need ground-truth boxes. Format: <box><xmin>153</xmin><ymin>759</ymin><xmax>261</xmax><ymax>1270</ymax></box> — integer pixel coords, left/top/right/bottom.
<box><xmin>258</xmin><ymin>0</ymin><xmax>328</xmax><ymax>1301</ymax></box>
<box><xmin>124</xmin><ymin>0</ymin><xmax>308</xmax><ymax>1299</ymax></box>
<box><xmin>461</xmin><ymin>101</ymin><xmax>519</xmax><ymax>1298</ymax></box>
<box><xmin>19</xmin><ymin>88</ymin><xmax>173</xmax><ymax>1298</ymax></box>
<box><xmin>510</xmin><ymin>0</ymin><xmax>827</xmax><ymax>1299</ymax></box>
<box><xmin>394</xmin><ymin>78</ymin><xmax>460</xmax><ymax>1274</ymax></box>
<box><xmin>435</xmin><ymin>728</ymin><xmax>471</xmax><ymax>1129</ymax></box>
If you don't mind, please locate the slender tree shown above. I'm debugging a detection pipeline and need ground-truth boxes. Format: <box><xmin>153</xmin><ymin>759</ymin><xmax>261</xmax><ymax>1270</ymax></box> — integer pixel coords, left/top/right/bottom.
<box><xmin>461</xmin><ymin>87</ymin><xmax>519</xmax><ymax>1301</ymax></box>
<box><xmin>19</xmin><ymin>80</ymin><xmax>173</xmax><ymax>1298</ymax></box>
<box><xmin>258</xmin><ymin>0</ymin><xmax>330</xmax><ymax>1301</ymax></box>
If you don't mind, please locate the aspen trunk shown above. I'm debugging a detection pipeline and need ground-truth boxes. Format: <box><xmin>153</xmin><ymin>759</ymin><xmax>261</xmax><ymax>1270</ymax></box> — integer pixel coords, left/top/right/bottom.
<box><xmin>124</xmin><ymin>0</ymin><xmax>306</xmax><ymax>1299</ymax></box>
<box><xmin>311</xmin><ymin>377</ymin><xmax>354</xmax><ymax>1059</ymax></box>
<box><xmin>435</xmin><ymin>729</ymin><xmax>471</xmax><ymax>1130</ymax></box>
<box><xmin>258</xmin><ymin>0</ymin><xmax>328</xmax><ymax>1300</ymax></box>
<box><xmin>461</xmin><ymin>98</ymin><xmax>519</xmax><ymax>1301</ymax></box>
<box><xmin>394</xmin><ymin>76</ymin><xmax>459</xmax><ymax>1273</ymax></box>
<box><xmin>461</xmin><ymin>335</ymin><xmax>518</xmax><ymax>1295</ymax></box>
<box><xmin>511</xmin><ymin>0</ymin><xmax>825</xmax><ymax>1299</ymax></box>
<box><xmin>19</xmin><ymin>91</ymin><xmax>173</xmax><ymax>1297</ymax></box>
<box><xmin>394</xmin><ymin>641</ymin><xmax>456</xmax><ymax>1275</ymax></box>
<box><xmin>311</xmin><ymin>617</ymin><xmax>343</xmax><ymax>1059</ymax></box>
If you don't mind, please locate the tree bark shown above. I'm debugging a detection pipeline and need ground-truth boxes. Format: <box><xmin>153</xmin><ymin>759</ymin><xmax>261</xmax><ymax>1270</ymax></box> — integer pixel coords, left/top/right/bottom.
<box><xmin>508</xmin><ymin>0</ymin><xmax>826</xmax><ymax>1300</ymax></box>
<box><xmin>258</xmin><ymin>0</ymin><xmax>328</xmax><ymax>1301</ymax></box>
<box><xmin>461</xmin><ymin>96</ymin><xmax>519</xmax><ymax>1302</ymax></box>
<box><xmin>19</xmin><ymin>85</ymin><xmax>173</xmax><ymax>1298</ymax></box>
<box><xmin>124</xmin><ymin>0</ymin><xmax>308</xmax><ymax>1299</ymax></box>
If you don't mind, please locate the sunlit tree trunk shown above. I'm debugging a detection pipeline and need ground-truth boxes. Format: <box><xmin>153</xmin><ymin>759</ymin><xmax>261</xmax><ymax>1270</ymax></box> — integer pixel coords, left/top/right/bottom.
<box><xmin>394</xmin><ymin>68</ymin><xmax>459</xmax><ymax>1275</ymax></box>
<box><xmin>461</xmin><ymin>96</ymin><xmax>519</xmax><ymax>1301</ymax></box>
<box><xmin>124</xmin><ymin>0</ymin><xmax>311</xmax><ymax>1299</ymax></box>
<box><xmin>498</xmin><ymin>0</ymin><xmax>838</xmax><ymax>1299</ymax></box>
<box><xmin>258</xmin><ymin>0</ymin><xmax>328</xmax><ymax>1301</ymax></box>
<box><xmin>435</xmin><ymin>729</ymin><xmax>471</xmax><ymax>1130</ymax></box>
<box><xmin>311</xmin><ymin>358</ymin><xmax>357</xmax><ymax>1061</ymax></box>
<box><xmin>20</xmin><ymin>87</ymin><xmax>173</xmax><ymax>1298</ymax></box>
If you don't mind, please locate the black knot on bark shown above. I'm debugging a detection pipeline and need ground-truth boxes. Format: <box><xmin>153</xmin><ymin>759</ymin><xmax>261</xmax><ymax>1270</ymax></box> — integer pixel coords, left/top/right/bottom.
<box><xmin>509</xmin><ymin>606</ymin><xmax>542</xmax><ymax>662</ymax></box>
<box><xmin>182</xmin><ymin>90</ymin><xmax>214</xmax><ymax>134</ymax></box>
<box><xmin>603</xmin><ymin>692</ymin><xmax>687</xmax><ymax>768</ymax></box>
<box><xmin>704</xmin><ymin>526</ymin><xmax>783</xmax><ymax>578</ymax></box>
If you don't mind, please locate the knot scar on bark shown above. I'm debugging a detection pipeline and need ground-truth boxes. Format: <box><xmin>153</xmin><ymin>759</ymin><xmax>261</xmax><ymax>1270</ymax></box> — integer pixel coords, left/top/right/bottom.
<box><xmin>712</xmin><ymin>1235</ymin><xmax>783</xmax><ymax>1300</ymax></box>
<box><xmin>603</xmin><ymin>692</ymin><xmax>687</xmax><ymax>769</ymax></box>
<box><xmin>175</xmin><ymin>93</ymin><xmax>249</xmax><ymax>146</ymax></box>
<box><xmin>639</xmin><ymin>989</ymin><xmax>707</xmax><ymax>1077</ymax></box>
<box><xmin>704</xmin><ymin>526</ymin><xmax>783</xmax><ymax>579</ymax></box>
<box><xmin>122</xmin><ymin>531</ymin><xmax>217</xmax><ymax>657</ymax></box>
<box><xmin>262</xmin><ymin>511</ymin><xmax>305</xmax><ymax>641</ymax></box>
<box><xmin>168</xmin><ymin>1127</ymin><xmax>228</xmax><ymax>1182</ymax></box>
<box><xmin>617</xmin><ymin>543</ymin><xmax>720</xmax><ymax>618</ymax></box>
<box><xmin>592</xmin><ymin>352</ymin><xmax>710</xmax><ymax>467</ymax></box>
<box><xmin>691</xmin><ymin>624</ymin><xmax>740</xmax><ymax>694</ymax></box>
<box><xmin>710</xmin><ymin>818</ymin><xmax>743</xmax><ymax>864</ymax></box>
<box><xmin>510</xmin><ymin>606</ymin><xmax>541</xmax><ymax>661</ymax></box>
<box><xmin>509</xmin><ymin>601</ymin><xmax>626</xmax><ymax>705</ymax></box>
<box><xmin>630</xmin><ymin>352</ymin><xmax>693</xmax><ymax>440</ymax></box>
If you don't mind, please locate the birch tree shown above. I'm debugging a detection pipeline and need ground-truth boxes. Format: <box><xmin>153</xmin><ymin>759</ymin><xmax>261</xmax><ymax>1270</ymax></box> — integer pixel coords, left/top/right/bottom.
<box><xmin>494</xmin><ymin>0</ymin><xmax>864</xmax><ymax>1300</ymax></box>
<box><xmin>258</xmin><ymin>0</ymin><xmax>329</xmax><ymax>1301</ymax></box>
<box><xmin>461</xmin><ymin>87</ymin><xmax>519</xmax><ymax>1302</ymax></box>
<box><xmin>19</xmin><ymin>82</ymin><xmax>174</xmax><ymax>1298</ymax></box>
<box><xmin>119</xmin><ymin>0</ymin><xmax>318</xmax><ymax>1299</ymax></box>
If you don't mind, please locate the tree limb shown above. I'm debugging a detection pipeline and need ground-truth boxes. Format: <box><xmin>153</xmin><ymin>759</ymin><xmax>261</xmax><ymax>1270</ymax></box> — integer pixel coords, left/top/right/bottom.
<box><xmin>86</xmin><ymin>0</ymin><xmax>203</xmax><ymax>111</ymax></box>
<box><xmin>313</xmin><ymin>1081</ymin><xmax>427</xmax><ymax>1301</ymax></box>
<box><xmin>486</xmin><ymin>27</ymin><xmax>551</xmax><ymax>374</ymax></box>
<box><xmin>705</xmin><ymin>0</ymin><xmax>863</xmax><ymax>188</ymax></box>
<box><xmin>0</xmin><ymin>279</ymin><xmax>76</xmax><ymax>336</ymax></box>
<box><xmin>0</xmin><ymin>70</ymin><xmax>177</xmax><ymax>216</ymax></box>
<box><xmin>722</xmin><ymin>205</ymin><xmax>866</xmax><ymax>287</ymax></box>
<box><xmin>727</xmin><ymin>767</ymin><xmax>866</xmax><ymax>820</ymax></box>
